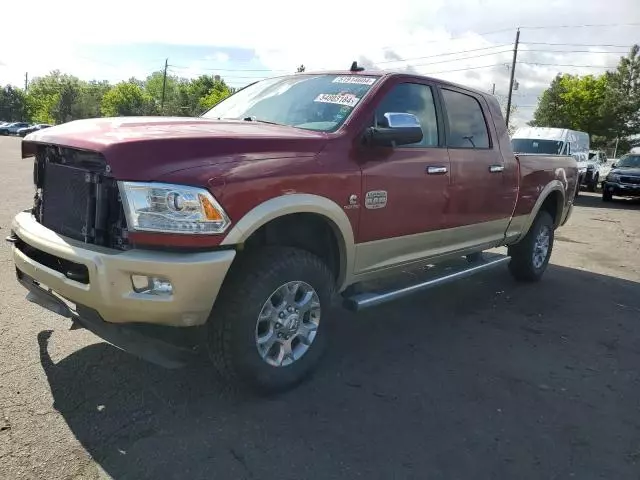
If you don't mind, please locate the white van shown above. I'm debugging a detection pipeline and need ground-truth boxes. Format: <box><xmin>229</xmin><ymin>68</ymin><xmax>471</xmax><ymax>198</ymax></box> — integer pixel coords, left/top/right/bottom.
<box><xmin>511</xmin><ymin>127</ymin><xmax>590</xmax><ymax>192</ymax></box>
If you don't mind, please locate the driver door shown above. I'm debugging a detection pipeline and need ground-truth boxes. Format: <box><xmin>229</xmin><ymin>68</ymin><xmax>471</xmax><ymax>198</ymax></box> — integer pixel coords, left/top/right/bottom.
<box><xmin>353</xmin><ymin>80</ymin><xmax>451</xmax><ymax>274</ymax></box>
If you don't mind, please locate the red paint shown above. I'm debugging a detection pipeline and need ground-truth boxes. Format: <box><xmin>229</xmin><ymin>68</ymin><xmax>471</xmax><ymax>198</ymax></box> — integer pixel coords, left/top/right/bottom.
<box><xmin>443</xmin><ymin>91</ymin><xmax>519</xmax><ymax>229</ymax></box>
<box><xmin>22</xmin><ymin>71</ymin><xmax>578</xmax><ymax>249</ymax></box>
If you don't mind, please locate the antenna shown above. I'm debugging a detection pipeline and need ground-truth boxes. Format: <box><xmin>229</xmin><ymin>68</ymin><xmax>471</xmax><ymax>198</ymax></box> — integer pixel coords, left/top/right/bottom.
<box><xmin>350</xmin><ymin>61</ymin><xmax>365</xmax><ymax>72</ymax></box>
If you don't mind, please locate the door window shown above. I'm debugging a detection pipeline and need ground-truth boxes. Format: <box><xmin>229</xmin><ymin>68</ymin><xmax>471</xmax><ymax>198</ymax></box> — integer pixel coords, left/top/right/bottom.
<box><xmin>442</xmin><ymin>89</ymin><xmax>490</xmax><ymax>149</ymax></box>
<box><xmin>374</xmin><ymin>83</ymin><xmax>439</xmax><ymax>147</ymax></box>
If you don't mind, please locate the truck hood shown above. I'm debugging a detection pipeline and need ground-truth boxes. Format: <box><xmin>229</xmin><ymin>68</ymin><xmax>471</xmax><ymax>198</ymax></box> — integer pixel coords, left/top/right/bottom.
<box><xmin>612</xmin><ymin>167</ymin><xmax>640</xmax><ymax>176</ymax></box>
<box><xmin>23</xmin><ymin>117</ymin><xmax>329</xmax><ymax>180</ymax></box>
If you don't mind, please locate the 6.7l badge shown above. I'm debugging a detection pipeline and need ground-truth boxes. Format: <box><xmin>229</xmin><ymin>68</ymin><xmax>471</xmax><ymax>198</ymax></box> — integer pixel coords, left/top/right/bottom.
<box><xmin>365</xmin><ymin>190</ymin><xmax>387</xmax><ymax>209</ymax></box>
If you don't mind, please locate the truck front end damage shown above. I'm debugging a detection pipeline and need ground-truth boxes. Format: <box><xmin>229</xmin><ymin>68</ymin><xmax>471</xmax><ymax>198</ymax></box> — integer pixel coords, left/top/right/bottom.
<box><xmin>8</xmin><ymin>143</ymin><xmax>236</xmax><ymax>366</ymax></box>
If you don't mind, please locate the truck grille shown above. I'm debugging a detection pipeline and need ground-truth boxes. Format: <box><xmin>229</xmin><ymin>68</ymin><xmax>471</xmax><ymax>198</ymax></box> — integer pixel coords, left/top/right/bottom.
<box><xmin>620</xmin><ymin>176</ymin><xmax>640</xmax><ymax>185</ymax></box>
<box><xmin>41</xmin><ymin>163</ymin><xmax>94</xmax><ymax>240</ymax></box>
<box><xmin>33</xmin><ymin>145</ymin><xmax>128</xmax><ymax>249</ymax></box>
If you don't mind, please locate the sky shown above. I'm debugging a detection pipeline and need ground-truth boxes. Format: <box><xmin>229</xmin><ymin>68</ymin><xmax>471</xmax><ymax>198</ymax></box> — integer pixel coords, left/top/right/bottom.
<box><xmin>1</xmin><ymin>0</ymin><xmax>638</xmax><ymax>127</ymax></box>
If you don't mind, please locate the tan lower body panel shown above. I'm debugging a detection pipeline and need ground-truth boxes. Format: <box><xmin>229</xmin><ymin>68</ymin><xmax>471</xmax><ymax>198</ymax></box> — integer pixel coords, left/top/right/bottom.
<box><xmin>354</xmin><ymin>218</ymin><xmax>511</xmax><ymax>276</ymax></box>
<box><xmin>12</xmin><ymin>212</ymin><xmax>235</xmax><ymax>327</ymax></box>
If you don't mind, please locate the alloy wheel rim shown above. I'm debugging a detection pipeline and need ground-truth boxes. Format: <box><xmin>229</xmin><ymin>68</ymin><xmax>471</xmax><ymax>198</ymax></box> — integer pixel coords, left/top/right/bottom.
<box><xmin>532</xmin><ymin>226</ymin><xmax>550</xmax><ymax>269</ymax></box>
<box><xmin>255</xmin><ymin>281</ymin><xmax>321</xmax><ymax>367</ymax></box>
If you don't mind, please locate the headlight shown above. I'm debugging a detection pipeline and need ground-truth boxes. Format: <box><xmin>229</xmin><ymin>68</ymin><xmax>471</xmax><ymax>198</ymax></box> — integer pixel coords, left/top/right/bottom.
<box><xmin>606</xmin><ymin>173</ymin><xmax>620</xmax><ymax>182</ymax></box>
<box><xmin>119</xmin><ymin>182</ymin><xmax>230</xmax><ymax>234</ymax></box>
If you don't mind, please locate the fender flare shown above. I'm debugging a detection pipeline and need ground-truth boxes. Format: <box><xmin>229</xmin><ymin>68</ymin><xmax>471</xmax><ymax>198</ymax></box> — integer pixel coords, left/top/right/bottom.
<box><xmin>221</xmin><ymin>194</ymin><xmax>356</xmax><ymax>290</ymax></box>
<box><xmin>519</xmin><ymin>180</ymin><xmax>566</xmax><ymax>239</ymax></box>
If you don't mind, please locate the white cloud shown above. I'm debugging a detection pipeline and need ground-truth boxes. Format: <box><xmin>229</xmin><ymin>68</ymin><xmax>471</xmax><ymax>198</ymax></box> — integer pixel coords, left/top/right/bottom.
<box><xmin>1</xmin><ymin>0</ymin><xmax>638</xmax><ymax>126</ymax></box>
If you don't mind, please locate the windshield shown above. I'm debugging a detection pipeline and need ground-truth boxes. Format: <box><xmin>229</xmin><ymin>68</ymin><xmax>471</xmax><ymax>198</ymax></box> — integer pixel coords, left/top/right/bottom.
<box><xmin>511</xmin><ymin>138</ymin><xmax>564</xmax><ymax>154</ymax></box>
<box><xmin>616</xmin><ymin>155</ymin><xmax>640</xmax><ymax>168</ymax></box>
<box><xmin>202</xmin><ymin>74</ymin><xmax>380</xmax><ymax>132</ymax></box>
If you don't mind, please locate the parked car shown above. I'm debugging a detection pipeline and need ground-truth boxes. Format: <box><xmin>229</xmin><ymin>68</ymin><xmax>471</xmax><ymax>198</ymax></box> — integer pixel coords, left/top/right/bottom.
<box><xmin>602</xmin><ymin>153</ymin><xmax>640</xmax><ymax>201</ymax></box>
<box><xmin>511</xmin><ymin>127</ymin><xmax>589</xmax><ymax>195</ymax></box>
<box><xmin>0</xmin><ymin>122</ymin><xmax>30</xmax><ymax>135</ymax></box>
<box><xmin>8</xmin><ymin>69</ymin><xmax>578</xmax><ymax>392</ymax></box>
<box><xmin>599</xmin><ymin>157</ymin><xmax>617</xmax><ymax>182</ymax></box>
<box><xmin>583</xmin><ymin>150</ymin><xmax>609</xmax><ymax>191</ymax></box>
<box><xmin>17</xmin><ymin>124</ymin><xmax>52</xmax><ymax>137</ymax></box>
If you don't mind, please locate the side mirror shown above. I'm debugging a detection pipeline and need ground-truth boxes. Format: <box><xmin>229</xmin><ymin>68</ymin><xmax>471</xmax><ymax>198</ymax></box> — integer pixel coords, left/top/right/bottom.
<box><xmin>611</xmin><ymin>163</ymin><xmax>617</xmax><ymax>169</ymax></box>
<box><xmin>367</xmin><ymin>112</ymin><xmax>423</xmax><ymax>147</ymax></box>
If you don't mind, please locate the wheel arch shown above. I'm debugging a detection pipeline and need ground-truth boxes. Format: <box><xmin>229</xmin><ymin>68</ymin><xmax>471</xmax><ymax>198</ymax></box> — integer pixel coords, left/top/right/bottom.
<box><xmin>519</xmin><ymin>181</ymin><xmax>566</xmax><ymax>239</ymax></box>
<box><xmin>221</xmin><ymin>194</ymin><xmax>356</xmax><ymax>291</ymax></box>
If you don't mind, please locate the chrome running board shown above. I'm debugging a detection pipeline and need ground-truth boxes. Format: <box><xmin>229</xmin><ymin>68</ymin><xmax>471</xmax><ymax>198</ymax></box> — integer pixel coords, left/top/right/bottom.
<box><xmin>343</xmin><ymin>254</ymin><xmax>510</xmax><ymax>312</ymax></box>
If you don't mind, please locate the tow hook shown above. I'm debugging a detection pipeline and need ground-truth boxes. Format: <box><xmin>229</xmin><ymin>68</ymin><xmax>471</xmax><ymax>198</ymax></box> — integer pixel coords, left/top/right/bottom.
<box><xmin>5</xmin><ymin>231</ymin><xmax>18</xmax><ymax>244</ymax></box>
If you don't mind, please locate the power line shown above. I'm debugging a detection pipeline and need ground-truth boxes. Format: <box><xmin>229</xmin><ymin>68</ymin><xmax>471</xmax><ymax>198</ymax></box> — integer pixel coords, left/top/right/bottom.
<box><xmin>376</xmin><ymin>44</ymin><xmax>512</xmax><ymax>64</ymax></box>
<box><xmin>422</xmin><ymin>63</ymin><xmax>503</xmax><ymax>75</ymax></box>
<box><xmin>522</xmin><ymin>42</ymin><xmax>635</xmax><ymax>48</ymax></box>
<box><xmin>519</xmin><ymin>49</ymin><xmax>630</xmax><ymax>54</ymax></box>
<box><xmin>406</xmin><ymin>49</ymin><xmax>513</xmax><ymax>68</ymax></box>
<box><xmin>520</xmin><ymin>23</ymin><xmax>640</xmax><ymax>29</ymax></box>
<box><xmin>379</xmin><ymin>27</ymin><xmax>516</xmax><ymax>51</ymax></box>
<box><xmin>169</xmin><ymin>64</ymin><xmax>287</xmax><ymax>73</ymax></box>
<box><xmin>517</xmin><ymin>61</ymin><xmax>617</xmax><ymax>68</ymax></box>
<box><xmin>166</xmin><ymin>68</ymin><xmax>267</xmax><ymax>80</ymax></box>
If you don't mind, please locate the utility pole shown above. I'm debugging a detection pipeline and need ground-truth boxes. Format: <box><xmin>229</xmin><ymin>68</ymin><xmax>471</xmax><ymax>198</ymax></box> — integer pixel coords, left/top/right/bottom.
<box><xmin>491</xmin><ymin>83</ymin><xmax>496</xmax><ymax>95</ymax></box>
<box><xmin>161</xmin><ymin>58</ymin><xmax>168</xmax><ymax>115</ymax></box>
<box><xmin>505</xmin><ymin>28</ymin><xmax>520</xmax><ymax>130</ymax></box>
<box><xmin>24</xmin><ymin>72</ymin><xmax>28</xmax><ymax>91</ymax></box>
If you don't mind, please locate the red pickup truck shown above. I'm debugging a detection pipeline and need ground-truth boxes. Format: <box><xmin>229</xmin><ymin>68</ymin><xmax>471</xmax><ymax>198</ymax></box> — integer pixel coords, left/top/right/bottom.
<box><xmin>9</xmin><ymin>68</ymin><xmax>578</xmax><ymax>392</ymax></box>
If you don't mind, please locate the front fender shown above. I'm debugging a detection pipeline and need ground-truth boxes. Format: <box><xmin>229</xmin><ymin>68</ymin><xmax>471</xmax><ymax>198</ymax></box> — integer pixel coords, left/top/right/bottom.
<box><xmin>220</xmin><ymin>193</ymin><xmax>356</xmax><ymax>290</ymax></box>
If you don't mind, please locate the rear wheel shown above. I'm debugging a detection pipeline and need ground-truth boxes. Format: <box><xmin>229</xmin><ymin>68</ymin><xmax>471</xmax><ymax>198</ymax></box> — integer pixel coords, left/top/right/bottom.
<box><xmin>206</xmin><ymin>246</ymin><xmax>334</xmax><ymax>393</ymax></box>
<box><xmin>508</xmin><ymin>211</ymin><xmax>554</xmax><ymax>282</ymax></box>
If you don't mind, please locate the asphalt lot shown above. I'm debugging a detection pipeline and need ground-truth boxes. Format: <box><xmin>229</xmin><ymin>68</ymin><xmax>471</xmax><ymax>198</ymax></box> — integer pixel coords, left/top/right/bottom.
<box><xmin>1</xmin><ymin>134</ymin><xmax>640</xmax><ymax>480</ymax></box>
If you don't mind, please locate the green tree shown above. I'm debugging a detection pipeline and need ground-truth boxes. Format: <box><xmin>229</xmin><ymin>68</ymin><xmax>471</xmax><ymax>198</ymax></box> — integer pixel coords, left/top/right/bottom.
<box><xmin>530</xmin><ymin>45</ymin><xmax>640</xmax><ymax>142</ymax></box>
<box><xmin>144</xmin><ymin>71</ymin><xmax>181</xmax><ymax>115</ymax></box>
<box><xmin>198</xmin><ymin>77</ymin><xmax>233</xmax><ymax>111</ymax></box>
<box><xmin>529</xmin><ymin>73</ymin><xmax>610</xmax><ymax>137</ymax></box>
<box><xmin>296</xmin><ymin>64</ymin><xmax>306</xmax><ymax>73</ymax></box>
<box><xmin>0</xmin><ymin>86</ymin><xmax>27</xmax><ymax>121</ymax></box>
<box><xmin>602</xmin><ymin>44</ymin><xmax>640</xmax><ymax>139</ymax></box>
<box><xmin>101</xmin><ymin>82</ymin><xmax>156</xmax><ymax>117</ymax></box>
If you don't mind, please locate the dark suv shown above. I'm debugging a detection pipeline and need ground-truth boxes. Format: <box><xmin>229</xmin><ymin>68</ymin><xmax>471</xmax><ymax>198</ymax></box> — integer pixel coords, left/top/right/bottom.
<box><xmin>602</xmin><ymin>153</ymin><xmax>640</xmax><ymax>201</ymax></box>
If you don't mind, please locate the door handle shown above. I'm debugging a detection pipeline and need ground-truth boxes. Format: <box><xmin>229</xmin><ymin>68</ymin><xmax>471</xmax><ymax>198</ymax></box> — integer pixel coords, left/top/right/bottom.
<box><xmin>489</xmin><ymin>165</ymin><xmax>505</xmax><ymax>173</ymax></box>
<box><xmin>427</xmin><ymin>166</ymin><xmax>448</xmax><ymax>175</ymax></box>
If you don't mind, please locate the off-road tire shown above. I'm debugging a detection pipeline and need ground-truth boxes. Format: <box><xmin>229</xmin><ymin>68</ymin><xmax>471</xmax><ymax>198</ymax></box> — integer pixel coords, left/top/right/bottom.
<box><xmin>587</xmin><ymin>174</ymin><xmax>599</xmax><ymax>192</ymax></box>
<box><xmin>206</xmin><ymin>246</ymin><xmax>334</xmax><ymax>393</ymax></box>
<box><xmin>508</xmin><ymin>210</ymin><xmax>554</xmax><ymax>282</ymax></box>
<box><xmin>602</xmin><ymin>189</ymin><xmax>613</xmax><ymax>202</ymax></box>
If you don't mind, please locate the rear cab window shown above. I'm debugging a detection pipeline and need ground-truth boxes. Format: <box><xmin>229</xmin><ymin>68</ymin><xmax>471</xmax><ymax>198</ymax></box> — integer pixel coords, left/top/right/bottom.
<box><xmin>441</xmin><ymin>89</ymin><xmax>491</xmax><ymax>149</ymax></box>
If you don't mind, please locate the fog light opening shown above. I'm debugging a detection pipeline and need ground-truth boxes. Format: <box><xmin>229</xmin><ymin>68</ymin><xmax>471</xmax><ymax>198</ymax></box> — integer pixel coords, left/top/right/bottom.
<box><xmin>131</xmin><ymin>275</ymin><xmax>173</xmax><ymax>296</ymax></box>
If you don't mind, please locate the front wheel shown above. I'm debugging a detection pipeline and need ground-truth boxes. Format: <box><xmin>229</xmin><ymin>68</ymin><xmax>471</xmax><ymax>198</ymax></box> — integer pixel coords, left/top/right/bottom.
<box><xmin>206</xmin><ymin>246</ymin><xmax>334</xmax><ymax>393</ymax></box>
<box><xmin>602</xmin><ymin>189</ymin><xmax>613</xmax><ymax>202</ymax></box>
<box><xmin>587</xmin><ymin>174</ymin><xmax>599</xmax><ymax>192</ymax></box>
<box><xmin>508</xmin><ymin>211</ymin><xmax>554</xmax><ymax>282</ymax></box>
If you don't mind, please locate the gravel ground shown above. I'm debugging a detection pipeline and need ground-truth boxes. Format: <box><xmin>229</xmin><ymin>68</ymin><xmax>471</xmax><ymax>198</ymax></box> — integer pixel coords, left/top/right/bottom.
<box><xmin>1</xmin><ymin>135</ymin><xmax>640</xmax><ymax>480</ymax></box>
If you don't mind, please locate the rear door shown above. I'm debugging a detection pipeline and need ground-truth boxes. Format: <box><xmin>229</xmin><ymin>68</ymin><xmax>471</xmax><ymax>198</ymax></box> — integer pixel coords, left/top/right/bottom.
<box><xmin>354</xmin><ymin>79</ymin><xmax>450</xmax><ymax>274</ymax></box>
<box><xmin>439</xmin><ymin>87</ymin><xmax>518</xmax><ymax>250</ymax></box>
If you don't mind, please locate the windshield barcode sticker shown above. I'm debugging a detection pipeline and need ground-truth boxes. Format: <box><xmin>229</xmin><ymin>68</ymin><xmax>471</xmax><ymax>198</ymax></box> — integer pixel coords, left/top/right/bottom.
<box><xmin>332</xmin><ymin>76</ymin><xmax>377</xmax><ymax>85</ymax></box>
<box><xmin>314</xmin><ymin>93</ymin><xmax>360</xmax><ymax>107</ymax></box>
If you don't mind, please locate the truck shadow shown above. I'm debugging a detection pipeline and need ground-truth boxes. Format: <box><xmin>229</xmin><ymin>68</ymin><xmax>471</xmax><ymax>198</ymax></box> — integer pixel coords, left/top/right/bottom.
<box><xmin>38</xmin><ymin>265</ymin><xmax>640</xmax><ymax>480</ymax></box>
<box><xmin>574</xmin><ymin>191</ymin><xmax>640</xmax><ymax>210</ymax></box>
